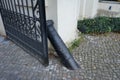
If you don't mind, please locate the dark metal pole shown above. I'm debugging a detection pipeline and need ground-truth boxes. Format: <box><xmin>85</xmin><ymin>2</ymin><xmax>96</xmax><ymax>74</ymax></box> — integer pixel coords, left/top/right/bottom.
<box><xmin>46</xmin><ymin>20</ymin><xmax>80</xmax><ymax>70</ymax></box>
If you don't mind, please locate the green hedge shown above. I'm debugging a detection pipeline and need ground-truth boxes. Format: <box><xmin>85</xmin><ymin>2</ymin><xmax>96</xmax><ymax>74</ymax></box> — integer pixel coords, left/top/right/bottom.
<box><xmin>77</xmin><ymin>17</ymin><xmax>120</xmax><ymax>34</ymax></box>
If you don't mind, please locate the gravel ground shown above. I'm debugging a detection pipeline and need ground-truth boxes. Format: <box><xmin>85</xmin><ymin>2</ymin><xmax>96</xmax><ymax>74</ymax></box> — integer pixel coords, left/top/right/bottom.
<box><xmin>0</xmin><ymin>33</ymin><xmax>120</xmax><ymax>80</ymax></box>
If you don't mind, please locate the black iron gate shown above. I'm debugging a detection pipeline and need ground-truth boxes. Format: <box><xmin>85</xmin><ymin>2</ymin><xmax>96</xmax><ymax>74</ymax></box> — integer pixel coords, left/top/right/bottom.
<box><xmin>0</xmin><ymin>0</ymin><xmax>48</xmax><ymax>65</ymax></box>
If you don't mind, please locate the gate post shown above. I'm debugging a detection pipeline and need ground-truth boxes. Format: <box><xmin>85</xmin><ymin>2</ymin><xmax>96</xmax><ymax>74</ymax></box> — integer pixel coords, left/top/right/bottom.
<box><xmin>47</xmin><ymin>20</ymin><xmax>80</xmax><ymax>70</ymax></box>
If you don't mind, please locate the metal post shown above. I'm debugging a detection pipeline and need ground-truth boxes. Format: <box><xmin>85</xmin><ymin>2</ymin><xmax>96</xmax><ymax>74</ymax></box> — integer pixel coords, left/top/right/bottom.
<box><xmin>46</xmin><ymin>20</ymin><xmax>80</xmax><ymax>70</ymax></box>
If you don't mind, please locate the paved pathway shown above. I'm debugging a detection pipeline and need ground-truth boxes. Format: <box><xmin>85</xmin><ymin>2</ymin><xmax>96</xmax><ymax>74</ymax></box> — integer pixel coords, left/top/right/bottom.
<box><xmin>0</xmin><ymin>33</ymin><xmax>120</xmax><ymax>80</ymax></box>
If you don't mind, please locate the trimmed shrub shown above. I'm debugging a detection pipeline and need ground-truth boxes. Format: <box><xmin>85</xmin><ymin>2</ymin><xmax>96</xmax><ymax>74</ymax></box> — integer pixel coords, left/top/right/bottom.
<box><xmin>77</xmin><ymin>17</ymin><xmax>120</xmax><ymax>34</ymax></box>
<box><xmin>111</xmin><ymin>18</ymin><xmax>120</xmax><ymax>32</ymax></box>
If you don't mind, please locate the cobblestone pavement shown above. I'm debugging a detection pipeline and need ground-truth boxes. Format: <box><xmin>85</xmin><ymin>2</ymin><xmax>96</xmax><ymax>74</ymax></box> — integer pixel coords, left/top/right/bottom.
<box><xmin>0</xmin><ymin>33</ymin><xmax>120</xmax><ymax>80</ymax></box>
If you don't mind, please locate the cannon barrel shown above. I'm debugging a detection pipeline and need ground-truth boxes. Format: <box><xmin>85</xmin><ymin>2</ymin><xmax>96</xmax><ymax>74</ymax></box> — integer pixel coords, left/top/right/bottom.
<box><xmin>46</xmin><ymin>20</ymin><xmax>80</xmax><ymax>70</ymax></box>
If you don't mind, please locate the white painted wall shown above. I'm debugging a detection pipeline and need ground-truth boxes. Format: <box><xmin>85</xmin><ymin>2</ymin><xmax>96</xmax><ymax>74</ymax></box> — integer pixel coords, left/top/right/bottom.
<box><xmin>99</xmin><ymin>2</ymin><xmax>120</xmax><ymax>12</ymax></box>
<box><xmin>79</xmin><ymin>0</ymin><xmax>87</xmax><ymax>19</ymax></box>
<box><xmin>0</xmin><ymin>14</ymin><xmax>6</xmax><ymax>35</ymax></box>
<box><xmin>45</xmin><ymin>0</ymin><xmax>58</xmax><ymax>29</ymax></box>
<box><xmin>76</xmin><ymin>0</ymin><xmax>81</xmax><ymax>20</ymax></box>
<box><xmin>97</xmin><ymin>2</ymin><xmax>120</xmax><ymax>17</ymax></box>
<box><xmin>79</xmin><ymin>0</ymin><xmax>99</xmax><ymax>19</ymax></box>
<box><xmin>92</xmin><ymin>0</ymin><xmax>99</xmax><ymax>17</ymax></box>
<box><xmin>46</xmin><ymin>0</ymin><xmax>80</xmax><ymax>44</ymax></box>
<box><xmin>57</xmin><ymin>0</ymin><xmax>80</xmax><ymax>44</ymax></box>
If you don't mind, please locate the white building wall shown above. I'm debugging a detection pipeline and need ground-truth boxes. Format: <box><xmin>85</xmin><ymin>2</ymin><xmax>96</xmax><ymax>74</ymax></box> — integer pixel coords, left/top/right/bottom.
<box><xmin>99</xmin><ymin>2</ymin><xmax>120</xmax><ymax>12</ymax></box>
<box><xmin>79</xmin><ymin>0</ymin><xmax>87</xmax><ymax>19</ymax></box>
<box><xmin>97</xmin><ymin>2</ymin><xmax>120</xmax><ymax>17</ymax></box>
<box><xmin>79</xmin><ymin>0</ymin><xmax>98</xmax><ymax>19</ymax></box>
<box><xmin>92</xmin><ymin>0</ymin><xmax>99</xmax><ymax>17</ymax></box>
<box><xmin>76</xmin><ymin>0</ymin><xmax>81</xmax><ymax>20</ymax></box>
<box><xmin>46</xmin><ymin>0</ymin><xmax>80</xmax><ymax>44</ymax></box>
<box><xmin>45</xmin><ymin>0</ymin><xmax>58</xmax><ymax>29</ymax></box>
<box><xmin>0</xmin><ymin>14</ymin><xmax>6</xmax><ymax>35</ymax></box>
<box><xmin>57</xmin><ymin>0</ymin><xmax>80</xmax><ymax>44</ymax></box>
